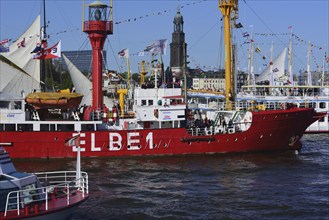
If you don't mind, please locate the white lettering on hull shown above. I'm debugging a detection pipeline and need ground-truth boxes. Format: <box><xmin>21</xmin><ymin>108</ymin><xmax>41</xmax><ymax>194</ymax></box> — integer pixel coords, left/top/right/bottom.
<box><xmin>127</xmin><ymin>132</ymin><xmax>140</xmax><ymax>150</ymax></box>
<box><xmin>70</xmin><ymin>131</ymin><xmax>157</xmax><ymax>152</ymax></box>
<box><xmin>109</xmin><ymin>133</ymin><xmax>122</xmax><ymax>151</ymax></box>
<box><xmin>91</xmin><ymin>133</ymin><xmax>101</xmax><ymax>151</ymax></box>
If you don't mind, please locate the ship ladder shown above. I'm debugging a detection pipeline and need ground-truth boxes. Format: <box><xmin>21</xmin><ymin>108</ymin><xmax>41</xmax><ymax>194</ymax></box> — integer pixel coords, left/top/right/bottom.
<box><xmin>72</xmin><ymin>111</ymin><xmax>80</xmax><ymax>121</ymax></box>
<box><xmin>32</xmin><ymin>110</ymin><xmax>40</xmax><ymax>121</ymax></box>
<box><xmin>213</xmin><ymin>113</ymin><xmax>222</xmax><ymax>126</ymax></box>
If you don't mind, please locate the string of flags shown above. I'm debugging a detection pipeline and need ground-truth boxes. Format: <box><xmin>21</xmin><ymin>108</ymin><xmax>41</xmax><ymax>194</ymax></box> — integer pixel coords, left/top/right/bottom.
<box><xmin>254</xmin><ymin>32</ymin><xmax>324</xmax><ymax>51</ymax></box>
<box><xmin>114</xmin><ymin>0</ymin><xmax>206</xmax><ymax>25</ymax></box>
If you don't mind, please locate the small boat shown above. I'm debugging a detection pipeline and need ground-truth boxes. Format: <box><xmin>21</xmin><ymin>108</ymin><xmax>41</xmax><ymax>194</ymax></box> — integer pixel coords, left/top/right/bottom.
<box><xmin>25</xmin><ymin>90</ymin><xmax>83</xmax><ymax>110</ymax></box>
<box><xmin>0</xmin><ymin>144</ymin><xmax>88</xmax><ymax>219</ymax></box>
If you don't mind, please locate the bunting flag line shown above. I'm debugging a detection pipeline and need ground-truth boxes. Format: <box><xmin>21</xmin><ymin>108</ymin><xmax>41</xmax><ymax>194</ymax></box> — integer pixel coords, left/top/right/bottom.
<box><xmin>255</xmin><ymin>33</ymin><xmax>289</xmax><ymax>36</ymax></box>
<box><xmin>33</xmin><ymin>41</ymin><xmax>61</xmax><ymax>60</ymax></box>
<box><xmin>114</xmin><ymin>0</ymin><xmax>205</xmax><ymax>25</ymax></box>
<box><xmin>0</xmin><ymin>39</ymin><xmax>10</xmax><ymax>53</ymax></box>
<box><xmin>255</xmin><ymin>32</ymin><xmax>324</xmax><ymax>51</ymax></box>
<box><xmin>144</xmin><ymin>39</ymin><xmax>168</xmax><ymax>55</ymax></box>
<box><xmin>118</xmin><ymin>48</ymin><xmax>129</xmax><ymax>59</ymax></box>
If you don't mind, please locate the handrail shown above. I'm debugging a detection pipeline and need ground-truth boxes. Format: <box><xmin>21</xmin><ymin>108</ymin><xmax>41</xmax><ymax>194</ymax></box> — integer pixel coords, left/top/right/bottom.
<box><xmin>4</xmin><ymin>171</ymin><xmax>88</xmax><ymax>217</ymax></box>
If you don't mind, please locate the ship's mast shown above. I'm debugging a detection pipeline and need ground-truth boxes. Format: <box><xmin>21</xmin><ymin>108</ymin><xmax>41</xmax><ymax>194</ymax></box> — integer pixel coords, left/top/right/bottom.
<box><xmin>40</xmin><ymin>0</ymin><xmax>47</xmax><ymax>92</ymax></box>
<box><xmin>288</xmin><ymin>27</ymin><xmax>293</xmax><ymax>85</ymax></box>
<box><xmin>307</xmin><ymin>41</ymin><xmax>312</xmax><ymax>86</ymax></box>
<box><xmin>218</xmin><ymin>0</ymin><xmax>238</xmax><ymax>110</ymax></box>
<box><xmin>247</xmin><ymin>27</ymin><xmax>254</xmax><ymax>90</ymax></box>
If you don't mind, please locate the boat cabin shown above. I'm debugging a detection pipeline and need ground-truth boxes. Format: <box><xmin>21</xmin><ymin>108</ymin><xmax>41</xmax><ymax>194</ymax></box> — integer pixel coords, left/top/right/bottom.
<box><xmin>0</xmin><ymin>148</ymin><xmax>43</xmax><ymax>212</ymax></box>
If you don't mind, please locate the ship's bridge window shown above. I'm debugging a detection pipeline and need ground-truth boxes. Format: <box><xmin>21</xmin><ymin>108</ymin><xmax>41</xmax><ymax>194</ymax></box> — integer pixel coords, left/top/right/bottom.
<box><xmin>40</xmin><ymin>124</ymin><xmax>56</xmax><ymax>131</ymax></box>
<box><xmin>141</xmin><ymin>100</ymin><xmax>146</xmax><ymax>106</ymax></box>
<box><xmin>82</xmin><ymin>124</ymin><xmax>95</xmax><ymax>131</ymax></box>
<box><xmin>3</xmin><ymin>124</ymin><xmax>15</xmax><ymax>131</ymax></box>
<box><xmin>14</xmin><ymin>101</ymin><xmax>22</xmax><ymax>109</ymax></box>
<box><xmin>18</xmin><ymin>124</ymin><xmax>33</xmax><ymax>131</ymax></box>
<box><xmin>22</xmin><ymin>183</ymin><xmax>37</xmax><ymax>204</ymax></box>
<box><xmin>0</xmin><ymin>101</ymin><xmax>10</xmax><ymax>109</ymax></box>
<box><xmin>319</xmin><ymin>102</ymin><xmax>326</xmax><ymax>109</ymax></box>
<box><xmin>148</xmin><ymin>100</ymin><xmax>154</xmax><ymax>106</ymax></box>
<box><xmin>57</xmin><ymin>124</ymin><xmax>74</xmax><ymax>131</ymax></box>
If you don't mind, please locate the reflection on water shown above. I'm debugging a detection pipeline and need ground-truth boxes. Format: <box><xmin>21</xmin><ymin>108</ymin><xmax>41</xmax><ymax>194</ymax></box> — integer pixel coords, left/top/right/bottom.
<box><xmin>13</xmin><ymin>134</ymin><xmax>329</xmax><ymax>220</ymax></box>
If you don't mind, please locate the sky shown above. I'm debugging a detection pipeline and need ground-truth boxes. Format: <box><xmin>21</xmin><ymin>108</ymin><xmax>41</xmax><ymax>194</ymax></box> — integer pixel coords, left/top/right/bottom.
<box><xmin>1</xmin><ymin>0</ymin><xmax>328</xmax><ymax>75</ymax></box>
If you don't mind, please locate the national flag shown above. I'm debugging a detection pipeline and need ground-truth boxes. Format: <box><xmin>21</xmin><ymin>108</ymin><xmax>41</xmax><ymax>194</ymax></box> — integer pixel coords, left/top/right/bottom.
<box><xmin>65</xmin><ymin>134</ymin><xmax>80</xmax><ymax>147</ymax></box>
<box><xmin>33</xmin><ymin>41</ymin><xmax>61</xmax><ymax>60</ymax></box>
<box><xmin>235</xmin><ymin>22</ymin><xmax>243</xmax><ymax>28</ymax></box>
<box><xmin>0</xmin><ymin>39</ymin><xmax>10</xmax><ymax>53</ymax></box>
<box><xmin>144</xmin><ymin>39</ymin><xmax>168</xmax><ymax>55</ymax></box>
<box><xmin>31</xmin><ymin>43</ymin><xmax>42</xmax><ymax>54</ymax></box>
<box><xmin>288</xmin><ymin>25</ymin><xmax>293</xmax><ymax>30</ymax></box>
<box><xmin>242</xmin><ymin>32</ymin><xmax>249</xmax><ymax>37</ymax></box>
<box><xmin>118</xmin><ymin>48</ymin><xmax>129</xmax><ymax>58</ymax></box>
<box><xmin>273</xmin><ymin>68</ymin><xmax>279</xmax><ymax>72</ymax></box>
<box><xmin>17</xmin><ymin>38</ymin><xmax>25</xmax><ymax>48</ymax></box>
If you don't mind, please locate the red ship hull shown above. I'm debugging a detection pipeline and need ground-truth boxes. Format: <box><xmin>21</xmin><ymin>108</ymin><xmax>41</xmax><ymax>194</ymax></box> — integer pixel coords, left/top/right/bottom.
<box><xmin>0</xmin><ymin>108</ymin><xmax>322</xmax><ymax>159</ymax></box>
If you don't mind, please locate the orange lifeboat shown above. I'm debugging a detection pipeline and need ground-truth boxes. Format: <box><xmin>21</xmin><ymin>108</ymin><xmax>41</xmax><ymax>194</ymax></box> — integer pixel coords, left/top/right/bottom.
<box><xmin>25</xmin><ymin>89</ymin><xmax>83</xmax><ymax>110</ymax></box>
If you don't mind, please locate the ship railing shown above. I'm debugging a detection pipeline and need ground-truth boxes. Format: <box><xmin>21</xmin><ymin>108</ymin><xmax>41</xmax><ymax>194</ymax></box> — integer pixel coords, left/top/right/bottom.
<box><xmin>186</xmin><ymin>122</ymin><xmax>251</xmax><ymax>136</ymax></box>
<box><xmin>238</xmin><ymin>86</ymin><xmax>327</xmax><ymax>97</ymax></box>
<box><xmin>234</xmin><ymin>101</ymin><xmax>315</xmax><ymax>111</ymax></box>
<box><xmin>4</xmin><ymin>171</ymin><xmax>88</xmax><ymax>217</ymax></box>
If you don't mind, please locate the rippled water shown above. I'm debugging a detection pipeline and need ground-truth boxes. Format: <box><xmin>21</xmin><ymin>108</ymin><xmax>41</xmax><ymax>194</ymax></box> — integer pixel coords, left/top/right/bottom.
<box><xmin>14</xmin><ymin>134</ymin><xmax>329</xmax><ymax>220</ymax></box>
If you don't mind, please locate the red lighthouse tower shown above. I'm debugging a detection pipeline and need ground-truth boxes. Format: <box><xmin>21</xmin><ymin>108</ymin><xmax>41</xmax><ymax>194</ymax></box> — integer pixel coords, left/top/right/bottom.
<box><xmin>83</xmin><ymin>0</ymin><xmax>113</xmax><ymax>112</ymax></box>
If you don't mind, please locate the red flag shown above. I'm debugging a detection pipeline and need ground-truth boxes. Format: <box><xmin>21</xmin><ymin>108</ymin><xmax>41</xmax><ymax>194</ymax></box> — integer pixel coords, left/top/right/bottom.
<box><xmin>33</xmin><ymin>41</ymin><xmax>61</xmax><ymax>60</ymax></box>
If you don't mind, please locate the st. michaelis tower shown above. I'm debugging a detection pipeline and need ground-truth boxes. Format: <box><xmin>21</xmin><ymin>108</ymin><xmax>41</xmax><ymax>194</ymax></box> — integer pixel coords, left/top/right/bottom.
<box><xmin>170</xmin><ymin>7</ymin><xmax>187</xmax><ymax>81</ymax></box>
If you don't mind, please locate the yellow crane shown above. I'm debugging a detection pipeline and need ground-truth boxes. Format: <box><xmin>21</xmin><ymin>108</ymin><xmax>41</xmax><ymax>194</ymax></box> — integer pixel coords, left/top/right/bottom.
<box><xmin>218</xmin><ymin>0</ymin><xmax>238</xmax><ymax>110</ymax></box>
